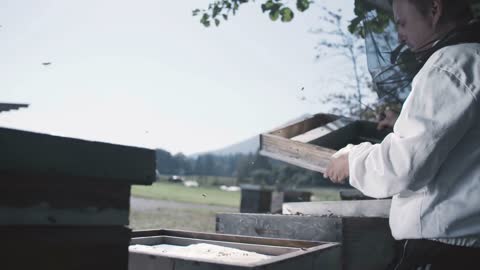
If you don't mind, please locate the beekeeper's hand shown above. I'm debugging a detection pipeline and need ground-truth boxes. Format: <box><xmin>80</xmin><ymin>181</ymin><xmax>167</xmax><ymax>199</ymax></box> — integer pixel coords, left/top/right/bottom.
<box><xmin>324</xmin><ymin>145</ymin><xmax>353</xmax><ymax>184</ymax></box>
<box><xmin>324</xmin><ymin>154</ymin><xmax>349</xmax><ymax>184</ymax></box>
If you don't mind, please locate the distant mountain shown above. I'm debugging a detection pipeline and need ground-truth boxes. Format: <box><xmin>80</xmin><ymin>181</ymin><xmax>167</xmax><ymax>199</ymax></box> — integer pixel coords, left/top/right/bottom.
<box><xmin>190</xmin><ymin>113</ymin><xmax>313</xmax><ymax>157</ymax></box>
<box><xmin>210</xmin><ymin>135</ymin><xmax>260</xmax><ymax>156</ymax></box>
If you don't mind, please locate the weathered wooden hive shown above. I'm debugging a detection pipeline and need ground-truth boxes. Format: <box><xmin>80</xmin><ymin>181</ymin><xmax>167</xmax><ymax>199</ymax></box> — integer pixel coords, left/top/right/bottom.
<box><xmin>239</xmin><ymin>184</ymin><xmax>314</xmax><ymax>214</ymax></box>
<box><xmin>259</xmin><ymin>113</ymin><xmax>391</xmax><ymax>173</ymax></box>
<box><xmin>129</xmin><ymin>229</ymin><xmax>341</xmax><ymax>270</ymax></box>
<box><xmin>0</xmin><ymin>127</ymin><xmax>156</xmax><ymax>270</ymax></box>
<box><xmin>225</xmin><ymin>113</ymin><xmax>396</xmax><ymax>269</ymax></box>
<box><xmin>216</xmin><ymin>200</ymin><xmax>396</xmax><ymax>270</ymax></box>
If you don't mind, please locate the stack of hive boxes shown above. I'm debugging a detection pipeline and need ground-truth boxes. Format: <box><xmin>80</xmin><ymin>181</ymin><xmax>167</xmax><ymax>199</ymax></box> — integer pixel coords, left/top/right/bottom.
<box><xmin>0</xmin><ymin>127</ymin><xmax>156</xmax><ymax>270</ymax></box>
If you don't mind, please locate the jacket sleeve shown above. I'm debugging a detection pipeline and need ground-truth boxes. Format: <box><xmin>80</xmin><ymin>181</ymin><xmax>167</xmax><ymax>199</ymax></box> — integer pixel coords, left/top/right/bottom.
<box><xmin>348</xmin><ymin>62</ymin><xmax>478</xmax><ymax>198</ymax></box>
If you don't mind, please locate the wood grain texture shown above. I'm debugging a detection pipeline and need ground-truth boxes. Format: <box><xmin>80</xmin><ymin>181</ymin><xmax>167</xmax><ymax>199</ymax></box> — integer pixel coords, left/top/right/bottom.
<box><xmin>0</xmin><ymin>179</ymin><xmax>130</xmax><ymax>225</ymax></box>
<box><xmin>259</xmin><ymin>115</ymin><xmax>392</xmax><ymax>173</ymax></box>
<box><xmin>216</xmin><ymin>213</ymin><xmax>342</xmax><ymax>243</ymax></box>
<box><xmin>132</xmin><ymin>229</ymin><xmax>327</xmax><ymax>248</ymax></box>
<box><xmin>260</xmin><ymin>134</ymin><xmax>336</xmax><ymax>173</ymax></box>
<box><xmin>0</xmin><ymin>127</ymin><xmax>156</xmax><ymax>185</ymax></box>
<box><xmin>216</xmin><ymin>213</ymin><xmax>396</xmax><ymax>270</ymax></box>
<box><xmin>129</xmin><ymin>229</ymin><xmax>341</xmax><ymax>270</ymax></box>
<box><xmin>290</xmin><ymin>118</ymin><xmax>353</xmax><ymax>143</ymax></box>
<box><xmin>282</xmin><ymin>200</ymin><xmax>391</xmax><ymax>218</ymax></box>
<box><xmin>269</xmin><ymin>113</ymin><xmax>338</xmax><ymax>139</ymax></box>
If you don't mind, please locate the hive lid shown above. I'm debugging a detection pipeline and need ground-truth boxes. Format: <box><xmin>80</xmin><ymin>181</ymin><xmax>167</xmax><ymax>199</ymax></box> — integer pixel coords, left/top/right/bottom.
<box><xmin>0</xmin><ymin>127</ymin><xmax>155</xmax><ymax>185</ymax></box>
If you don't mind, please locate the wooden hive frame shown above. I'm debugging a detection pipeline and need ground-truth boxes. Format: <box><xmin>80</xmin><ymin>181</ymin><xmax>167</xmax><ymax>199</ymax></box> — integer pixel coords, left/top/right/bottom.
<box><xmin>129</xmin><ymin>229</ymin><xmax>341</xmax><ymax>270</ymax></box>
<box><xmin>259</xmin><ymin>113</ymin><xmax>391</xmax><ymax>173</ymax></box>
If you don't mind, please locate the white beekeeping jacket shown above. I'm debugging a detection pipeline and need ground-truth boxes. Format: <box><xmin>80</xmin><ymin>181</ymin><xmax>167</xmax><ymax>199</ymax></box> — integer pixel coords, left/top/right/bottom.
<box><xmin>346</xmin><ymin>43</ymin><xmax>480</xmax><ymax>247</ymax></box>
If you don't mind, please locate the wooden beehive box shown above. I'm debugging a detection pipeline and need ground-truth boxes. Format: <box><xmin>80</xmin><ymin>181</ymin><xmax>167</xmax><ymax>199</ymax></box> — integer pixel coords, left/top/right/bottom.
<box><xmin>0</xmin><ymin>127</ymin><xmax>156</xmax><ymax>270</ymax></box>
<box><xmin>216</xmin><ymin>200</ymin><xmax>396</xmax><ymax>270</ymax></box>
<box><xmin>259</xmin><ymin>113</ymin><xmax>391</xmax><ymax>173</ymax></box>
<box><xmin>0</xmin><ymin>127</ymin><xmax>155</xmax><ymax>225</ymax></box>
<box><xmin>129</xmin><ymin>229</ymin><xmax>341</xmax><ymax>270</ymax></box>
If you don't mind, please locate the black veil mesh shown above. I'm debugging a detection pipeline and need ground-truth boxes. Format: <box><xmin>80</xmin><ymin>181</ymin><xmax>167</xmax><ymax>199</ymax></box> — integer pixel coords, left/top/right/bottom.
<box><xmin>362</xmin><ymin>5</ymin><xmax>480</xmax><ymax>107</ymax></box>
<box><xmin>363</xmin><ymin>13</ymin><xmax>413</xmax><ymax>106</ymax></box>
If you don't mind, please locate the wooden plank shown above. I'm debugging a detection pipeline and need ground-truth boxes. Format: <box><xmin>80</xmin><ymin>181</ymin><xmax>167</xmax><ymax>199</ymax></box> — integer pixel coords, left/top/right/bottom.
<box><xmin>260</xmin><ymin>134</ymin><xmax>336</xmax><ymax>173</ymax></box>
<box><xmin>0</xmin><ymin>207</ymin><xmax>129</xmax><ymax>225</ymax></box>
<box><xmin>133</xmin><ymin>229</ymin><xmax>328</xmax><ymax>248</ymax></box>
<box><xmin>281</xmin><ymin>200</ymin><xmax>394</xmax><ymax>269</ymax></box>
<box><xmin>290</xmin><ymin>118</ymin><xmax>354</xmax><ymax>143</ymax></box>
<box><xmin>259</xmin><ymin>114</ymin><xmax>392</xmax><ymax>173</ymax></box>
<box><xmin>0</xmin><ymin>179</ymin><xmax>130</xmax><ymax>225</ymax></box>
<box><xmin>307</xmin><ymin>120</ymin><xmax>358</xmax><ymax>150</ymax></box>
<box><xmin>129</xmin><ymin>229</ymin><xmax>341</xmax><ymax>270</ymax></box>
<box><xmin>269</xmin><ymin>113</ymin><xmax>339</xmax><ymax>139</ymax></box>
<box><xmin>216</xmin><ymin>213</ymin><xmax>396</xmax><ymax>270</ymax></box>
<box><xmin>282</xmin><ymin>200</ymin><xmax>391</xmax><ymax>218</ymax></box>
<box><xmin>264</xmin><ymin>247</ymin><xmax>341</xmax><ymax>270</ymax></box>
<box><xmin>0</xmin><ymin>127</ymin><xmax>156</xmax><ymax>185</ymax></box>
<box><xmin>215</xmin><ymin>213</ymin><xmax>342</xmax><ymax>243</ymax></box>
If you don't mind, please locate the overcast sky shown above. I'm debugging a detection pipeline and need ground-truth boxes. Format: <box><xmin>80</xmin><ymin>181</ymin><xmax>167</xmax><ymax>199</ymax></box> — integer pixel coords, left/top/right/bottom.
<box><xmin>1</xmin><ymin>0</ymin><xmax>358</xmax><ymax>155</ymax></box>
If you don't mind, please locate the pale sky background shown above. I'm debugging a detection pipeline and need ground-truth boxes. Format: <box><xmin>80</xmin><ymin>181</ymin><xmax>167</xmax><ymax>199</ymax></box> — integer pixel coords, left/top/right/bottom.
<box><xmin>0</xmin><ymin>0</ymin><xmax>361</xmax><ymax>155</ymax></box>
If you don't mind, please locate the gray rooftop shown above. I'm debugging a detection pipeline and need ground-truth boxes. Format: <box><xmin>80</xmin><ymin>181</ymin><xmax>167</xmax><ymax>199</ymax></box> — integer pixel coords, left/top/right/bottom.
<box><xmin>0</xmin><ymin>103</ymin><xmax>29</xmax><ymax>113</ymax></box>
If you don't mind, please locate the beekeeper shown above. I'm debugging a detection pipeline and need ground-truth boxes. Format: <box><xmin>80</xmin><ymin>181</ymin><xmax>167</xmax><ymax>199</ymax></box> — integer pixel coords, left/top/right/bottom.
<box><xmin>325</xmin><ymin>0</ymin><xmax>480</xmax><ymax>268</ymax></box>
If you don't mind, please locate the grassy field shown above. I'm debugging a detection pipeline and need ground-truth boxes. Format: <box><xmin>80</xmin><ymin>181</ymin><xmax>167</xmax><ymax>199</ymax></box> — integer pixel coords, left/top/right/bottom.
<box><xmin>130</xmin><ymin>206</ymin><xmax>226</xmax><ymax>232</ymax></box>
<box><xmin>133</xmin><ymin>182</ymin><xmax>343</xmax><ymax>205</ymax></box>
<box><xmin>309</xmin><ymin>186</ymin><xmax>343</xmax><ymax>201</ymax></box>
<box><xmin>130</xmin><ymin>182</ymin><xmax>346</xmax><ymax>232</ymax></box>
<box><xmin>132</xmin><ymin>182</ymin><xmax>241</xmax><ymax>207</ymax></box>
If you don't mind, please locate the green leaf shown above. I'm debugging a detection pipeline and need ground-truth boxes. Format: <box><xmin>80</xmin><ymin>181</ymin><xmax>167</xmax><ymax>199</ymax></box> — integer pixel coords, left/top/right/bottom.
<box><xmin>353</xmin><ymin>0</ymin><xmax>374</xmax><ymax>17</ymax></box>
<box><xmin>222</xmin><ymin>14</ymin><xmax>228</xmax><ymax>20</ymax></box>
<box><xmin>212</xmin><ymin>4</ymin><xmax>221</xmax><ymax>18</ymax></box>
<box><xmin>200</xmin><ymin>13</ymin><xmax>211</xmax><ymax>27</ymax></box>
<box><xmin>261</xmin><ymin>3</ymin><xmax>268</xmax><ymax>12</ymax></box>
<box><xmin>296</xmin><ymin>0</ymin><xmax>309</xmax><ymax>12</ymax></box>
<box><xmin>261</xmin><ymin>0</ymin><xmax>275</xmax><ymax>12</ymax></box>
<box><xmin>215</xmin><ymin>18</ymin><xmax>220</xmax><ymax>26</ymax></box>
<box><xmin>280</xmin><ymin>7</ymin><xmax>293</xmax><ymax>22</ymax></box>
<box><xmin>353</xmin><ymin>0</ymin><xmax>365</xmax><ymax>17</ymax></box>
<box><xmin>348</xmin><ymin>16</ymin><xmax>363</xmax><ymax>34</ymax></box>
<box><xmin>192</xmin><ymin>9</ymin><xmax>200</xmax><ymax>16</ymax></box>
<box><xmin>269</xmin><ymin>9</ymin><xmax>280</xmax><ymax>21</ymax></box>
